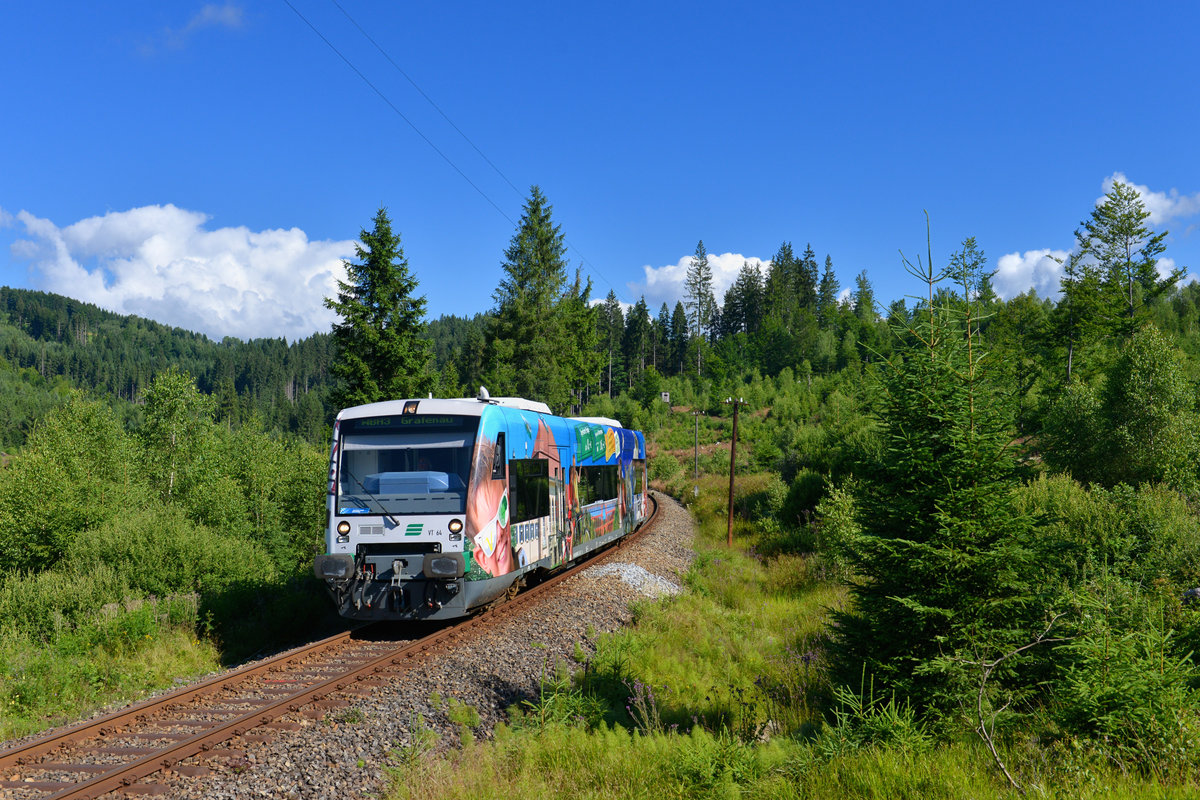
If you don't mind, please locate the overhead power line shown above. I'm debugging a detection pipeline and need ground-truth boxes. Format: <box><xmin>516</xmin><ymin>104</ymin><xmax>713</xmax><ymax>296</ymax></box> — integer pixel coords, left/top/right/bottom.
<box><xmin>329</xmin><ymin>0</ymin><xmax>524</xmax><ymax>200</ymax></box>
<box><xmin>281</xmin><ymin>0</ymin><xmax>623</xmax><ymax>302</ymax></box>
<box><xmin>280</xmin><ymin>0</ymin><xmax>515</xmax><ymax>227</ymax></box>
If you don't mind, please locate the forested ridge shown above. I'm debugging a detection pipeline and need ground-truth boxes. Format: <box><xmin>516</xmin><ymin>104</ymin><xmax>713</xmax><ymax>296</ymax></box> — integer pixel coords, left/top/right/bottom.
<box><xmin>7</xmin><ymin>182</ymin><xmax>1200</xmax><ymax>794</ymax></box>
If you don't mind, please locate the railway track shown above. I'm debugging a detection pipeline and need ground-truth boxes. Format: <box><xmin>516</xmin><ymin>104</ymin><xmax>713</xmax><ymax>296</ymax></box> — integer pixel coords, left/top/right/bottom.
<box><xmin>0</xmin><ymin>495</ymin><xmax>658</xmax><ymax>800</ymax></box>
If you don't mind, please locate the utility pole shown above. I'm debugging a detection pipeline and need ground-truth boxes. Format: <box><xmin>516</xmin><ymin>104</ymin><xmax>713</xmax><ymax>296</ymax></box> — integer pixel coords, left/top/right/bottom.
<box><xmin>724</xmin><ymin>397</ymin><xmax>746</xmax><ymax>547</ymax></box>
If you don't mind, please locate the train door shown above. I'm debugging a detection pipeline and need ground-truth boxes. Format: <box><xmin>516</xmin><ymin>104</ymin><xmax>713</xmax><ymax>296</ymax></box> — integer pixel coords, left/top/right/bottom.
<box><xmin>549</xmin><ymin>444</ymin><xmax>571</xmax><ymax>567</ymax></box>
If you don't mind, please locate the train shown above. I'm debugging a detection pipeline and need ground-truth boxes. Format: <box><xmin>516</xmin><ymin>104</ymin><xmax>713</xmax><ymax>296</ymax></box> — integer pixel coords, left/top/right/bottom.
<box><xmin>313</xmin><ymin>389</ymin><xmax>649</xmax><ymax>620</ymax></box>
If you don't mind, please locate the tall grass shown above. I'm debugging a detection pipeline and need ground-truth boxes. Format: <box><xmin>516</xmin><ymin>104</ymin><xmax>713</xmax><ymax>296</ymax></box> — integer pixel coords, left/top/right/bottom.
<box><xmin>388</xmin><ymin>471</ymin><xmax>1200</xmax><ymax>798</ymax></box>
<box><xmin>0</xmin><ymin>593</ymin><xmax>218</xmax><ymax>739</ymax></box>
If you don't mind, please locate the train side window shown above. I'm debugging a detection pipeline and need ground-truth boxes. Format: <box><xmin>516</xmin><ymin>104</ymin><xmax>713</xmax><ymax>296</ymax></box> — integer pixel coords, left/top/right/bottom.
<box><xmin>491</xmin><ymin>433</ymin><xmax>506</xmax><ymax>480</ymax></box>
<box><xmin>578</xmin><ymin>465</ymin><xmax>618</xmax><ymax>504</ymax></box>
<box><xmin>511</xmin><ymin>458</ymin><xmax>550</xmax><ymax>523</ymax></box>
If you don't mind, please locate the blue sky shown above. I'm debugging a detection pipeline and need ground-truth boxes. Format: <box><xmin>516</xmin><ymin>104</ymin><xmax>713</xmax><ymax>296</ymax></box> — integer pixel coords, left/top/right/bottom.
<box><xmin>2</xmin><ymin>2</ymin><xmax>1199</xmax><ymax>341</ymax></box>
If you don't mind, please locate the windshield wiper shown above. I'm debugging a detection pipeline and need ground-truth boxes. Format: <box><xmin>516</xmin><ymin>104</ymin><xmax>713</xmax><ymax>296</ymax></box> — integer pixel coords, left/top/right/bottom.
<box><xmin>340</xmin><ymin>469</ymin><xmax>402</xmax><ymax>528</ymax></box>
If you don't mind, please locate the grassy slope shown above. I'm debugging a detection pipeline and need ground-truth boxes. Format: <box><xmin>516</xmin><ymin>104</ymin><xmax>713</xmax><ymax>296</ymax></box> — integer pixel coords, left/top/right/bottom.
<box><xmin>386</xmin><ymin>475</ymin><xmax>1200</xmax><ymax>799</ymax></box>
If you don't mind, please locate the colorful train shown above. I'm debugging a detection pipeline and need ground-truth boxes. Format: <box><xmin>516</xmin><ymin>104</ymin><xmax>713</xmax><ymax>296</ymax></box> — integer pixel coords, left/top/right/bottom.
<box><xmin>313</xmin><ymin>391</ymin><xmax>649</xmax><ymax>620</ymax></box>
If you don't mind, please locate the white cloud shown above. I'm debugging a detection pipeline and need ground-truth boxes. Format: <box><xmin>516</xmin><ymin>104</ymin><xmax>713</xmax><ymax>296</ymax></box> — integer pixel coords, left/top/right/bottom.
<box><xmin>142</xmin><ymin>3</ymin><xmax>244</xmax><ymax>54</ymax></box>
<box><xmin>993</xmin><ymin>249</ymin><xmax>1070</xmax><ymax>300</ymax></box>
<box><xmin>9</xmin><ymin>204</ymin><xmax>354</xmax><ymax>341</ymax></box>
<box><xmin>628</xmin><ymin>251</ymin><xmax>769</xmax><ymax>311</ymax></box>
<box><xmin>837</xmin><ymin>287</ymin><xmax>852</xmax><ymax>305</ymax></box>
<box><xmin>1101</xmin><ymin>172</ymin><xmax>1200</xmax><ymax>226</ymax></box>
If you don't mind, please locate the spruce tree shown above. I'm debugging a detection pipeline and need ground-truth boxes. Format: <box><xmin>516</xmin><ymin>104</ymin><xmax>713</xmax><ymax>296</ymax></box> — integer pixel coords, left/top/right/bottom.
<box><xmin>764</xmin><ymin>242</ymin><xmax>797</xmax><ymax>323</ymax></box>
<box><xmin>818</xmin><ymin>255</ymin><xmax>841</xmax><ymax>329</ymax></box>
<box><xmin>600</xmin><ymin>290</ymin><xmax>625</xmax><ymax>395</ymax></box>
<box><xmin>832</xmin><ymin>233</ymin><xmax>1037</xmax><ymax>715</ymax></box>
<box><xmin>798</xmin><ymin>243</ymin><xmax>819</xmax><ymax>311</ymax></box>
<box><xmin>669</xmin><ymin>301</ymin><xmax>689</xmax><ymax>376</ymax></box>
<box><xmin>622</xmin><ymin>296</ymin><xmax>651</xmax><ymax>386</ymax></box>
<box><xmin>485</xmin><ymin>186</ymin><xmax>574</xmax><ymax>410</ymax></box>
<box><xmin>325</xmin><ymin>207</ymin><xmax>433</xmax><ymax>409</ymax></box>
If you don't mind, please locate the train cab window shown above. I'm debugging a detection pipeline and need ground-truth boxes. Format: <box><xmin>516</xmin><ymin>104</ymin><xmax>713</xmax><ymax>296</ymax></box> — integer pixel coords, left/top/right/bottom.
<box><xmin>510</xmin><ymin>458</ymin><xmax>550</xmax><ymax>523</ymax></box>
<box><xmin>337</xmin><ymin>415</ymin><xmax>474</xmax><ymax>515</ymax></box>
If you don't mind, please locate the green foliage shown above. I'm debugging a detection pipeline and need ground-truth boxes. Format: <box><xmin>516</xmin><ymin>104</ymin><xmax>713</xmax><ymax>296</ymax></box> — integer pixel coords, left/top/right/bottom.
<box><xmin>0</xmin><ymin>396</ymin><xmax>144</xmax><ymax>573</ymax></box>
<box><xmin>66</xmin><ymin>507</ymin><xmax>276</xmax><ymax>599</ymax></box>
<box><xmin>810</xmin><ymin>480</ymin><xmax>858</xmax><ymax>573</ymax></box>
<box><xmin>832</xmin><ymin>235</ymin><xmax>1039</xmax><ymax>715</ymax></box>
<box><xmin>1014</xmin><ymin>475</ymin><xmax>1200</xmax><ymax>590</ymax></box>
<box><xmin>326</xmin><ymin>207</ymin><xmax>434</xmax><ymax>408</ymax></box>
<box><xmin>0</xmin><ymin>563</ymin><xmax>131</xmax><ymax>641</ymax></box>
<box><xmin>1053</xmin><ymin>592</ymin><xmax>1200</xmax><ymax>778</ymax></box>
<box><xmin>819</xmin><ymin>675</ymin><xmax>932</xmax><ymax>757</ymax></box>
<box><xmin>1041</xmin><ymin>327</ymin><xmax>1199</xmax><ymax>492</ymax></box>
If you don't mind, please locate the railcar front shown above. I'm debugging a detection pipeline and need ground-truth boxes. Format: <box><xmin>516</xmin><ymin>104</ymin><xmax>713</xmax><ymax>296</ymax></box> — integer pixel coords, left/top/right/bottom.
<box><xmin>313</xmin><ymin>399</ymin><xmax>511</xmax><ymax>620</ymax></box>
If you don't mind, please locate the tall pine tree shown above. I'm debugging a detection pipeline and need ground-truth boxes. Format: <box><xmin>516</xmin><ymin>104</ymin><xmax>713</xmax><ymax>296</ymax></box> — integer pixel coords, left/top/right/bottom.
<box><xmin>325</xmin><ymin>207</ymin><xmax>433</xmax><ymax>409</ymax></box>
<box><xmin>485</xmin><ymin>186</ymin><xmax>578</xmax><ymax>411</ymax></box>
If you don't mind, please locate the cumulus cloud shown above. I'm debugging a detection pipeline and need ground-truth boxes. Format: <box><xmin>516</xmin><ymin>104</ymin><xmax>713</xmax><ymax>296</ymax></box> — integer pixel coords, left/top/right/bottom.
<box><xmin>9</xmin><ymin>204</ymin><xmax>353</xmax><ymax>341</ymax></box>
<box><xmin>993</xmin><ymin>249</ymin><xmax>1070</xmax><ymax>300</ymax></box>
<box><xmin>628</xmin><ymin>251</ymin><xmax>769</xmax><ymax>311</ymax></box>
<box><xmin>1101</xmin><ymin>172</ymin><xmax>1200</xmax><ymax>226</ymax></box>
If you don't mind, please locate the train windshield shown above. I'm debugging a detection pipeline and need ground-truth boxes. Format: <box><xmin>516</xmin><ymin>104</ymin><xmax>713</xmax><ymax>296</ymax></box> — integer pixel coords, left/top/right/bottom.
<box><xmin>337</xmin><ymin>415</ymin><xmax>475</xmax><ymax>516</ymax></box>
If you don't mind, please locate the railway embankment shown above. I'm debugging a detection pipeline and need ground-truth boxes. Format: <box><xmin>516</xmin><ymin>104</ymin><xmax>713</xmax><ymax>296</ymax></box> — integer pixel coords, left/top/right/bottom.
<box><xmin>150</xmin><ymin>491</ymin><xmax>694</xmax><ymax>800</ymax></box>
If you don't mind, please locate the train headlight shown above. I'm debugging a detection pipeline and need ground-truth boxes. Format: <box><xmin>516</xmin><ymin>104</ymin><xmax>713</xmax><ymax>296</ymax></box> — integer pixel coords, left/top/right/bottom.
<box><xmin>448</xmin><ymin>518</ymin><xmax>463</xmax><ymax>534</ymax></box>
<box><xmin>337</xmin><ymin>521</ymin><xmax>351</xmax><ymax>535</ymax></box>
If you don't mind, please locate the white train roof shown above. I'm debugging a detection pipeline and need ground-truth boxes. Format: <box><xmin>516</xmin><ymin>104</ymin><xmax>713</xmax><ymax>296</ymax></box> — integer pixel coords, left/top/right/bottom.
<box><xmin>337</xmin><ymin>395</ymin><xmax>553</xmax><ymax>421</ymax></box>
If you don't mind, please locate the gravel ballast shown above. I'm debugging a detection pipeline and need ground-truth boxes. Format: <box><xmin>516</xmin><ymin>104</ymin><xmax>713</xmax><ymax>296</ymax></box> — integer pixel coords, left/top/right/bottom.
<box><xmin>162</xmin><ymin>491</ymin><xmax>695</xmax><ymax>800</ymax></box>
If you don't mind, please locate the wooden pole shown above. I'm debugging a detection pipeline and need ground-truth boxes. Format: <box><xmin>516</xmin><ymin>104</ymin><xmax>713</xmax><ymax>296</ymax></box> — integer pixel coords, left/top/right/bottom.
<box><xmin>725</xmin><ymin>397</ymin><xmax>743</xmax><ymax>547</ymax></box>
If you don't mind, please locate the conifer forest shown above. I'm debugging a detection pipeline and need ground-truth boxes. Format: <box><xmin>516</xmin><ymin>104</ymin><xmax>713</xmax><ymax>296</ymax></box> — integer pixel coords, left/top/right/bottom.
<box><xmin>5</xmin><ymin>181</ymin><xmax>1200</xmax><ymax>795</ymax></box>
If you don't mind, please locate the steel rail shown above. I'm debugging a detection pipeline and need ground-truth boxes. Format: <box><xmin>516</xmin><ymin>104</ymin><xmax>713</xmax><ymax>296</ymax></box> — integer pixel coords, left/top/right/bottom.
<box><xmin>1</xmin><ymin>492</ymin><xmax>660</xmax><ymax>800</ymax></box>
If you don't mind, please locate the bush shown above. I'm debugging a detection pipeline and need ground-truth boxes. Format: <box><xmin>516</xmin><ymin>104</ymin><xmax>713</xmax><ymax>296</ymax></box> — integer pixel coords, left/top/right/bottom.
<box><xmin>0</xmin><ymin>564</ymin><xmax>131</xmax><ymax>640</ymax></box>
<box><xmin>1015</xmin><ymin>475</ymin><xmax>1200</xmax><ymax>589</ymax></box>
<box><xmin>1053</xmin><ymin>591</ymin><xmax>1200</xmax><ymax>778</ymax></box>
<box><xmin>783</xmin><ymin>469</ymin><xmax>824</xmax><ymax>525</ymax></box>
<box><xmin>66</xmin><ymin>506</ymin><xmax>277</xmax><ymax>599</ymax></box>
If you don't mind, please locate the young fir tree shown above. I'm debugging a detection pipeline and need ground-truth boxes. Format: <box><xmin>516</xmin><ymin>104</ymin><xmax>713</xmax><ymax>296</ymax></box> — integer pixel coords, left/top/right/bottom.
<box><xmin>831</xmin><ymin>231</ymin><xmax>1038</xmax><ymax>716</ymax></box>
<box><xmin>325</xmin><ymin>207</ymin><xmax>433</xmax><ymax>409</ymax></box>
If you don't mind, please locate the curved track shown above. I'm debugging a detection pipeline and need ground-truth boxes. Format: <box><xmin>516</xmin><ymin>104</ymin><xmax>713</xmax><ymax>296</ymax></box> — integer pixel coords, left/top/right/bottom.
<box><xmin>0</xmin><ymin>495</ymin><xmax>658</xmax><ymax>800</ymax></box>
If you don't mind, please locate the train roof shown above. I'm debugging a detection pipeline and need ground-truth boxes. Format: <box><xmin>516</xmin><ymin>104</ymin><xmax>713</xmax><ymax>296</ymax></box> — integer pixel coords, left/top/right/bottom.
<box><xmin>336</xmin><ymin>396</ymin><xmax>553</xmax><ymax>422</ymax></box>
<box><xmin>571</xmin><ymin>416</ymin><xmax>623</xmax><ymax>428</ymax></box>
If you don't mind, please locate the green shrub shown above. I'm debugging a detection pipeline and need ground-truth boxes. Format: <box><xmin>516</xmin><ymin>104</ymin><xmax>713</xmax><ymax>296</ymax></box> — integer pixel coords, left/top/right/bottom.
<box><xmin>811</xmin><ymin>480</ymin><xmax>858</xmax><ymax>571</ymax></box>
<box><xmin>1015</xmin><ymin>475</ymin><xmax>1200</xmax><ymax>589</ymax></box>
<box><xmin>66</xmin><ymin>506</ymin><xmax>276</xmax><ymax>598</ymax></box>
<box><xmin>0</xmin><ymin>563</ymin><xmax>130</xmax><ymax>640</ymax></box>
<box><xmin>1053</xmin><ymin>593</ymin><xmax>1200</xmax><ymax>779</ymax></box>
<box><xmin>783</xmin><ymin>469</ymin><xmax>824</xmax><ymax>525</ymax></box>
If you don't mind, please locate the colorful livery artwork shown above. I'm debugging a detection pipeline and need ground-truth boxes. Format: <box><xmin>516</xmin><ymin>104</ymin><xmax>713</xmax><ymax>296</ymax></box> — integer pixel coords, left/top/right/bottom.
<box><xmin>313</xmin><ymin>393</ymin><xmax>649</xmax><ymax>620</ymax></box>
